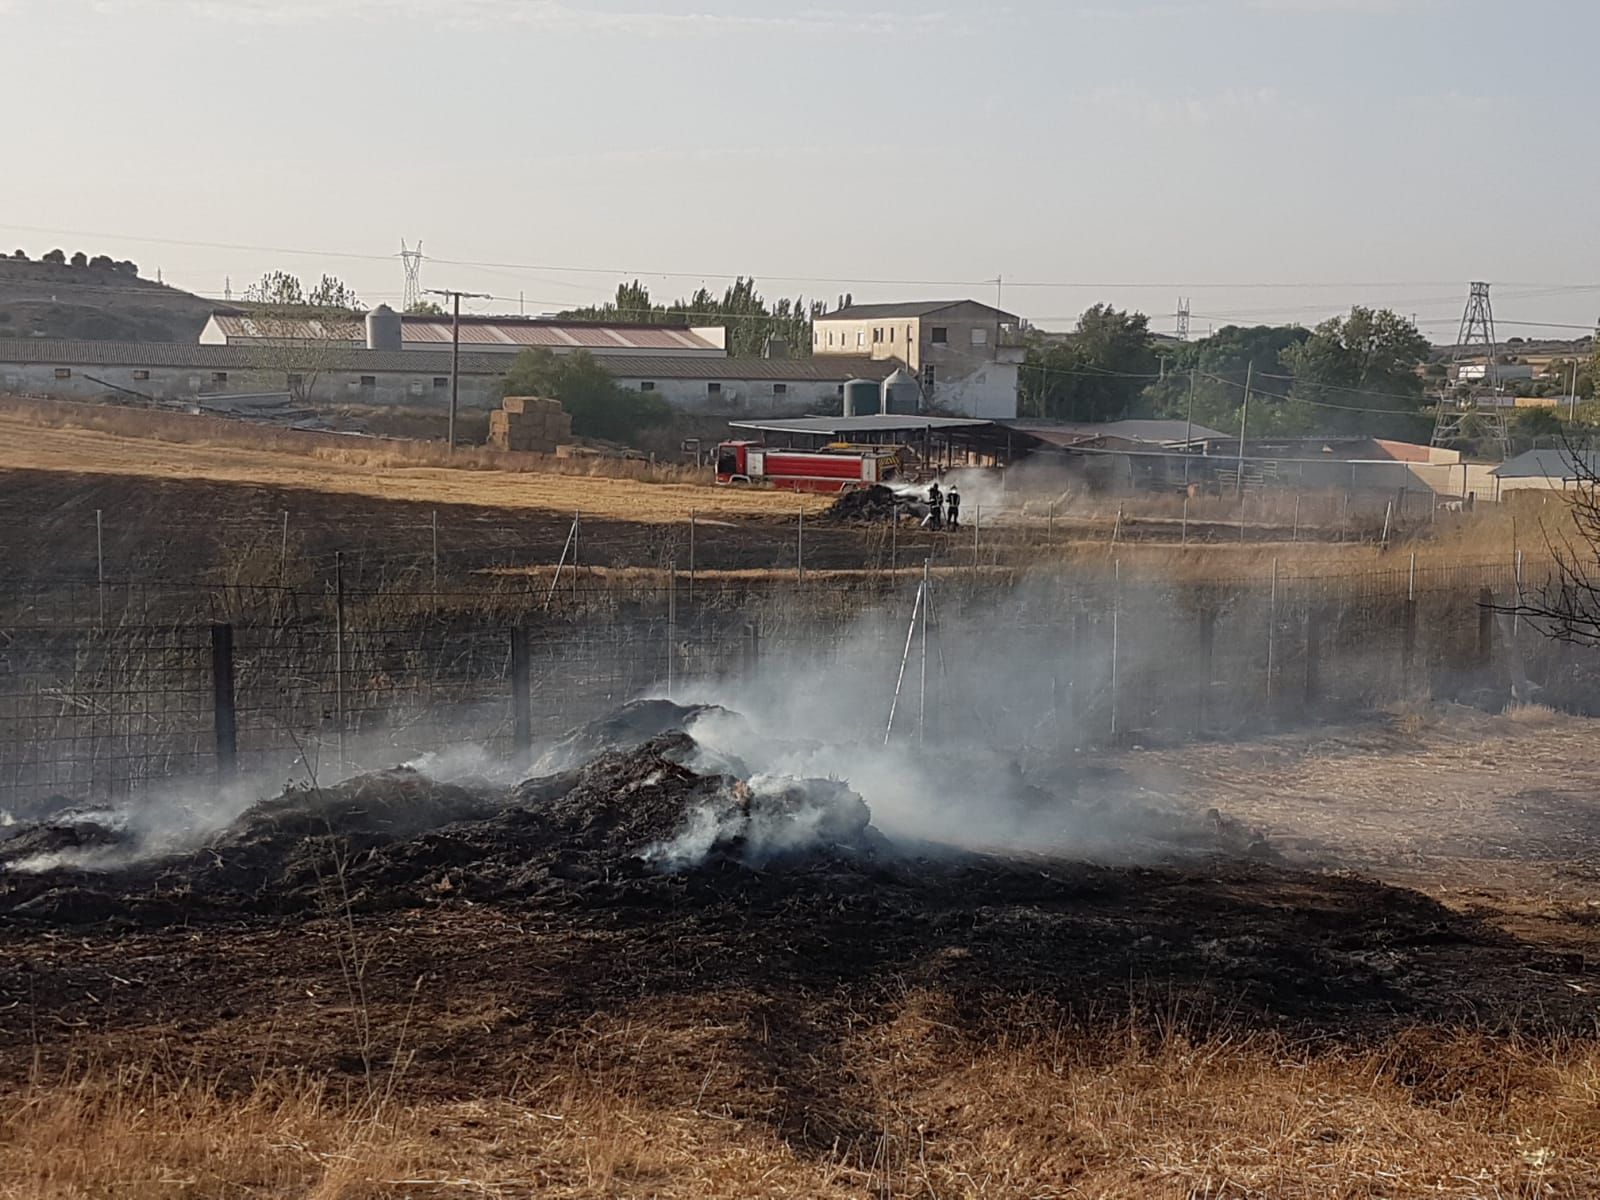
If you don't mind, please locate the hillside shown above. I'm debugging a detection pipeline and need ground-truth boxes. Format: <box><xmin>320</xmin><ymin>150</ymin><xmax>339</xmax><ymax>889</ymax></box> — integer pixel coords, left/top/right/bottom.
<box><xmin>0</xmin><ymin>257</ymin><xmax>224</xmax><ymax>342</ymax></box>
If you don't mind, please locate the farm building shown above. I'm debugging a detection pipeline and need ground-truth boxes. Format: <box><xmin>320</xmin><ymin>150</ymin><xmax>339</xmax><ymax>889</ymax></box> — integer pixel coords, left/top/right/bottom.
<box><xmin>200</xmin><ymin>308</ymin><xmax>728</xmax><ymax>358</ymax></box>
<box><xmin>0</xmin><ymin>337</ymin><xmax>890</xmax><ymax>417</ymax></box>
<box><xmin>1493</xmin><ymin>449</ymin><xmax>1600</xmax><ymax>492</ymax></box>
<box><xmin>812</xmin><ymin>300</ymin><xmax>1027</xmax><ymax>420</ymax></box>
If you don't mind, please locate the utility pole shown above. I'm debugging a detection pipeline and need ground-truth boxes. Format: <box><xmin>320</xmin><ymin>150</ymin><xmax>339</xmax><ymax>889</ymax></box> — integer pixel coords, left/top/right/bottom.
<box><xmin>426</xmin><ymin>287</ymin><xmax>490</xmax><ymax>454</ymax></box>
<box><xmin>1236</xmin><ymin>362</ymin><xmax>1252</xmax><ymax>499</ymax></box>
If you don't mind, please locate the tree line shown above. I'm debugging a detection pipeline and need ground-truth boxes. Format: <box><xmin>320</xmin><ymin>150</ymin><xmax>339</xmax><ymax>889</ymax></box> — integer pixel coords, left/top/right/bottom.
<box><xmin>560</xmin><ymin>278</ymin><xmax>821</xmax><ymax>358</ymax></box>
<box><xmin>1023</xmin><ymin>304</ymin><xmax>1598</xmax><ymax>447</ymax></box>
<box><xmin>10</xmin><ymin>248</ymin><xmax>140</xmax><ymax>276</ymax></box>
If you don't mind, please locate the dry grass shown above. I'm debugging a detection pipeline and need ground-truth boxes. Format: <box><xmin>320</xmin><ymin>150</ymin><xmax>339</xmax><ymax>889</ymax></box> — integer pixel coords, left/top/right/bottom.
<box><xmin>6</xmin><ymin>1010</ymin><xmax>1598</xmax><ymax>1198</ymax></box>
<box><xmin>0</xmin><ymin>402</ymin><xmax>828</xmax><ymax>523</ymax></box>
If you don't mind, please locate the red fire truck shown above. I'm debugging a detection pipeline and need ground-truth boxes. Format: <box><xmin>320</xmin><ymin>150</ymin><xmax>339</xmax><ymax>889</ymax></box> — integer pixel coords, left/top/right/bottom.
<box><xmin>714</xmin><ymin>440</ymin><xmax>903</xmax><ymax>494</ymax></box>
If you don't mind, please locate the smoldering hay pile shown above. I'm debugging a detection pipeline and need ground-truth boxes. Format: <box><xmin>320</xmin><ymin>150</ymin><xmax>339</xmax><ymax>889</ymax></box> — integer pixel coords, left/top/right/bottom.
<box><xmin>0</xmin><ymin>700</ymin><xmax>1267</xmax><ymax>925</ymax></box>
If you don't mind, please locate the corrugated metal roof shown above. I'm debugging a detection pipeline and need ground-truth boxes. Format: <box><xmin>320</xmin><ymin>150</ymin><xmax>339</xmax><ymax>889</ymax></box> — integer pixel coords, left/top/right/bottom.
<box><xmin>605</xmin><ymin>356</ymin><xmax>892</xmax><ymax>381</ymax></box>
<box><xmin>817</xmin><ymin>300</ymin><xmax>1018</xmax><ymax>322</ymax></box>
<box><xmin>1005</xmin><ymin>419</ymin><xmax>1231</xmax><ymax>445</ymax></box>
<box><xmin>0</xmin><ymin>339</ymin><xmax>895</xmax><ymax>384</ymax></box>
<box><xmin>1493</xmin><ymin>449</ymin><xmax>1600</xmax><ymax>478</ymax></box>
<box><xmin>207</xmin><ymin>313</ymin><xmax>722</xmax><ymax>352</ymax></box>
<box><xmin>728</xmin><ymin>415</ymin><xmax>998</xmax><ymax>436</ymax></box>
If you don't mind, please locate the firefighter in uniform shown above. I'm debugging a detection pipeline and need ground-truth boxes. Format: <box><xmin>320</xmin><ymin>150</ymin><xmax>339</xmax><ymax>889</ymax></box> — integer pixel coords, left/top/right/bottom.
<box><xmin>946</xmin><ymin>484</ymin><xmax>962</xmax><ymax>531</ymax></box>
<box><xmin>923</xmin><ymin>481</ymin><xmax>943</xmax><ymax>531</ymax></box>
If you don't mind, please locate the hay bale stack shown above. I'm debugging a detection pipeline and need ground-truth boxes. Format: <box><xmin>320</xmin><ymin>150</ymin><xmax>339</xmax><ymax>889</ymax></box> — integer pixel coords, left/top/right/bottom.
<box><xmin>488</xmin><ymin>396</ymin><xmax>573</xmax><ymax>453</ymax></box>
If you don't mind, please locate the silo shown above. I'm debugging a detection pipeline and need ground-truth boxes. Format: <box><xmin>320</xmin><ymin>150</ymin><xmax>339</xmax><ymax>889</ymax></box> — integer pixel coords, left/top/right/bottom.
<box><xmin>881</xmin><ymin>367</ymin><xmax>922</xmax><ymax>415</ymax></box>
<box><xmin>365</xmin><ymin>303</ymin><xmax>403</xmax><ymax>351</ymax></box>
<box><xmin>842</xmin><ymin>378</ymin><xmax>878</xmax><ymax>418</ymax></box>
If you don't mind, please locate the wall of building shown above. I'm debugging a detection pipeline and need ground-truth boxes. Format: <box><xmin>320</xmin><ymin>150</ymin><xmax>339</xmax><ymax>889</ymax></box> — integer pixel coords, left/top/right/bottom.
<box><xmin>611</xmin><ymin>375</ymin><xmax>838</xmax><ymax>416</ymax></box>
<box><xmin>813</xmin><ymin>303</ymin><xmax>1023</xmax><ymax>419</ymax></box>
<box><xmin>0</xmin><ymin>362</ymin><xmax>502</xmax><ymax>411</ymax></box>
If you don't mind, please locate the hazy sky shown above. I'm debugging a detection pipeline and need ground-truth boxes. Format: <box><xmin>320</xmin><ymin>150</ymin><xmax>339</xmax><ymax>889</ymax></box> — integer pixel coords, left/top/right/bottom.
<box><xmin>4</xmin><ymin>0</ymin><xmax>1596</xmax><ymax>340</ymax></box>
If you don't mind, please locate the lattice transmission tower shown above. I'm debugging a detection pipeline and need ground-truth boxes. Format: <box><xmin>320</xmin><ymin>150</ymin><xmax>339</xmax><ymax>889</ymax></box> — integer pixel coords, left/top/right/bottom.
<box><xmin>400</xmin><ymin>240</ymin><xmax>424</xmax><ymax>312</ymax></box>
<box><xmin>1431</xmin><ymin>281</ymin><xmax>1510</xmax><ymax>459</ymax></box>
<box><xmin>1175</xmin><ymin>298</ymin><xmax>1191</xmax><ymax>341</ymax></box>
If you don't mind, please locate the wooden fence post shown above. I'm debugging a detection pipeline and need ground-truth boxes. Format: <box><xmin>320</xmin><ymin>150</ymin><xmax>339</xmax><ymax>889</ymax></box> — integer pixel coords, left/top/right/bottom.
<box><xmin>211</xmin><ymin>622</ymin><xmax>237</xmax><ymax>782</ymax></box>
<box><xmin>1477</xmin><ymin>587</ymin><xmax>1494</xmax><ymax>667</ymax></box>
<box><xmin>510</xmin><ymin>626</ymin><xmax>532</xmax><ymax>763</ymax></box>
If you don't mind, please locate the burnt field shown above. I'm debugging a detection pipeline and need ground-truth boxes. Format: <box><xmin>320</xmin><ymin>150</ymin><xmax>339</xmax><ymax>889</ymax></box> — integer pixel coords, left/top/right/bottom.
<box><xmin>6</xmin><ymin>699</ymin><xmax>1600</xmax><ymax>1196</ymax></box>
<box><xmin>0</xmin><ymin>468</ymin><xmax>917</xmax><ymax>590</ymax></box>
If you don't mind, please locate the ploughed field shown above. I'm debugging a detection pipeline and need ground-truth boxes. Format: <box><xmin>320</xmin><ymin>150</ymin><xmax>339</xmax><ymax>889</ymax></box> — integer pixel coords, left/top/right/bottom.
<box><xmin>5</xmin><ymin>701</ymin><xmax>1600</xmax><ymax>1196</ymax></box>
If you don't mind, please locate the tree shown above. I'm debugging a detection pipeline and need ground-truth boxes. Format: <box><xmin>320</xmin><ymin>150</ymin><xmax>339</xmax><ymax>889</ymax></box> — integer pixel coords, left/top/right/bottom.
<box><xmin>1280</xmin><ymin>306</ymin><xmax>1431</xmax><ymax>439</ymax></box>
<box><xmin>244</xmin><ymin>270</ymin><xmax>305</xmax><ymax>307</ymax></box>
<box><xmin>1019</xmin><ymin>305</ymin><xmax>1157</xmax><ymax>421</ymax></box>
<box><xmin>499</xmin><ymin>348</ymin><xmax>670</xmax><ymax>443</ymax></box>
<box><xmin>10</xmin><ymin>250</ymin><xmax>26</xmax><ymax>261</ymax></box>
<box><xmin>1509</xmin><ymin>404</ymin><xmax>1563</xmax><ymax>444</ymax></box>
<box><xmin>41</xmin><ymin>249</ymin><xmax>65</xmax><ymax>265</ymax></box>
<box><xmin>307</xmin><ymin>273</ymin><xmax>361</xmax><ymax>311</ymax></box>
<box><xmin>69</xmin><ymin>251</ymin><xmax>87</xmax><ymax>268</ymax></box>
<box><xmin>114</xmin><ymin>260</ymin><xmax>139</xmax><ymax>277</ymax></box>
<box><xmin>1143</xmin><ymin>324</ymin><xmax>1315</xmax><ymax>437</ymax></box>
<box><xmin>405</xmin><ymin>299</ymin><xmax>445</xmax><ymax>316</ymax></box>
<box><xmin>560</xmin><ymin>277</ymin><xmax>817</xmax><ymax>359</ymax></box>
<box><xmin>88</xmin><ymin>254</ymin><xmax>115</xmax><ymax>271</ymax></box>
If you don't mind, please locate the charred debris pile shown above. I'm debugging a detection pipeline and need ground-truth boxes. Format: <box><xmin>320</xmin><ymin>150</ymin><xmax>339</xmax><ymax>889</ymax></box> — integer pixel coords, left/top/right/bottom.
<box><xmin>0</xmin><ymin>700</ymin><xmax>1262</xmax><ymax>926</ymax></box>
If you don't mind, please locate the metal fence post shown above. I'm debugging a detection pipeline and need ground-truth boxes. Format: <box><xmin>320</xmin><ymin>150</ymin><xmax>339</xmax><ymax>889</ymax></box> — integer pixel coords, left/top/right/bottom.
<box><xmin>334</xmin><ymin>550</ymin><xmax>346</xmax><ymax>773</ymax></box>
<box><xmin>95</xmin><ymin>508</ymin><xmax>105</xmax><ymax>627</ymax></box>
<box><xmin>211</xmin><ymin>622</ymin><xmax>237</xmax><ymax>782</ymax></box>
<box><xmin>1477</xmin><ymin>586</ymin><xmax>1494</xmax><ymax>667</ymax></box>
<box><xmin>1197</xmin><ymin>601</ymin><xmax>1216</xmax><ymax>732</ymax></box>
<box><xmin>1303</xmin><ymin>604</ymin><xmax>1321</xmax><ymax>708</ymax></box>
<box><xmin>510</xmin><ymin>626</ymin><xmax>532</xmax><ymax>762</ymax></box>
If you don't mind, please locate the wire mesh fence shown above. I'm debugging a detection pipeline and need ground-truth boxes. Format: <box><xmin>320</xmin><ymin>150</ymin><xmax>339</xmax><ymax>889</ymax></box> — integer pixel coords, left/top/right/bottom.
<box><xmin>0</xmin><ymin>558</ymin><xmax>1574</xmax><ymax>813</ymax></box>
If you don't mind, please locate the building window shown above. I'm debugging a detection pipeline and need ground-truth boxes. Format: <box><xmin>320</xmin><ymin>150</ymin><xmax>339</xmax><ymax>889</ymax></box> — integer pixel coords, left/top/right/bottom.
<box><xmin>707</xmin><ymin>381</ymin><xmax>722</xmax><ymax>395</ymax></box>
<box><xmin>433</xmin><ymin>377</ymin><xmax>448</xmax><ymax>389</ymax></box>
<box><xmin>640</xmin><ymin>381</ymin><xmax>656</xmax><ymax>392</ymax></box>
<box><xmin>906</xmin><ymin>324</ymin><xmax>912</xmax><ymax>344</ymax></box>
<box><xmin>360</xmin><ymin>375</ymin><xmax>377</xmax><ymax>387</ymax></box>
<box><xmin>873</xmin><ymin>327</ymin><xmax>882</xmax><ymax>343</ymax></box>
<box><xmin>922</xmin><ymin>365</ymin><xmax>936</xmax><ymax>390</ymax></box>
<box><xmin>132</xmin><ymin>370</ymin><xmax>150</xmax><ymax>381</ymax></box>
<box><xmin>827</xmin><ymin>331</ymin><xmax>834</xmax><ymax>347</ymax></box>
<box><xmin>856</xmin><ymin>331</ymin><xmax>865</xmax><ymax>347</ymax></box>
<box><xmin>889</xmin><ymin>328</ymin><xmax>895</xmax><ymax>343</ymax></box>
<box><xmin>773</xmin><ymin>383</ymin><xmax>788</xmax><ymax>395</ymax></box>
<box><xmin>212</xmin><ymin>371</ymin><xmax>228</xmax><ymax>383</ymax></box>
<box><xmin>54</xmin><ymin>367</ymin><xmax>71</xmax><ymax>379</ymax></box>
<box><xmin>971</xmin><ymin>327</ymin><xmax>989</xmax><ymax>347</ymax></box>
<box><xmin>931</xmin><ymin>326</ymin><xmax>948</xmax><ymax>344</ymax></box>
<box><xmin>409</xmin><ymin>379</ymin><xmax>424</xmax><ymax>395</ymax></box>
<box><xmin>288</xmin><ymin>373</ymin><xmax>304</xmax><ymax>387</ymax></box>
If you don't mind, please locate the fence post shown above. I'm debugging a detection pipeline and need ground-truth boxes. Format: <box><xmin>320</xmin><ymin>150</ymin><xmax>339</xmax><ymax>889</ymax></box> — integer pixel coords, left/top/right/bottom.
<box><xmin>334</xmin><ymin>551</ymin><xmax>346</xmax><ymax>773</ymax></box>
<box><xmin>1109</xmin><ymin>561</ymin><xmax>1120</xmax><ymax>737</ymax></box>
<box><xmin>1266</xmin><ymin>558</ymin><xmax>1278</xmax><ymax>702</ymax></box>
<box><xmin>1197</xmin><ymin>602</ymin><xmax>1216</xmax><ymax>732</ymax></box>
<box><xmin>431</xmin><ymin>509</ymin><xmax>439</xmax><ymax>600</ymax></box>
<box><xmin>973</xmin><ymin>505</ymin><xmax>981</xmax><ymax>572</ymax></box>
<box><xmin>797</xmin><ymin>508</ymin><xmax>805</xmax><ymax>582</ymax></box>
<box><xmin>688</xmin><ymin>510</ymin><xmax>696</xmax><ymax>605</ymax></box>
<box><xmin>211</xmin><ymin>622</ymin><xmax>237</xmax><ymax>782</ymax></box>
<box><xmin>96</xmin><ymin>508</ymin><xmax>105</xmax><ymax>626</ymax></box>
<box><xmin>1477</xmin><ymin>586</ymin><xmax>1494</xmax><ymax>667</ymax></box>
<box><xmin>1303</xmin><ymin>605</ymin><xmax>1321</xmax><ymax>708</ymax></box>
<box><xmin>745</xmin><ymin>620</ymin><xmax>761</xmax><ymax>675</ymax></box>
<box><xmin>510</xmin><ymin>626</ymin><xmax>532</xmax><ymax>762</ymax></box>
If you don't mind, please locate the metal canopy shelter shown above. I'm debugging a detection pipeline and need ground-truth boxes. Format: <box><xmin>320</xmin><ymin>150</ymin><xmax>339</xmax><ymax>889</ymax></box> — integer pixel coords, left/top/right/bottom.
<box><xmin>726</xmin><ymin>414</ymin><xmax>1042</xmax><ymax>469</ymax></box>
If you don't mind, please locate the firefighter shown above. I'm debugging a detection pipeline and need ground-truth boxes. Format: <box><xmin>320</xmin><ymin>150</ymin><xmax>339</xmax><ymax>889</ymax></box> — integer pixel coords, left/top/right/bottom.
<box><xmin>946</xmin><ymin>484</ymin><xmax>962</xmax><ymax>531</ymax></box>
<box><xmin>923</xmin><ymin>481</ymin><xmax>943</xmax><ymax>531</ymax></box>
